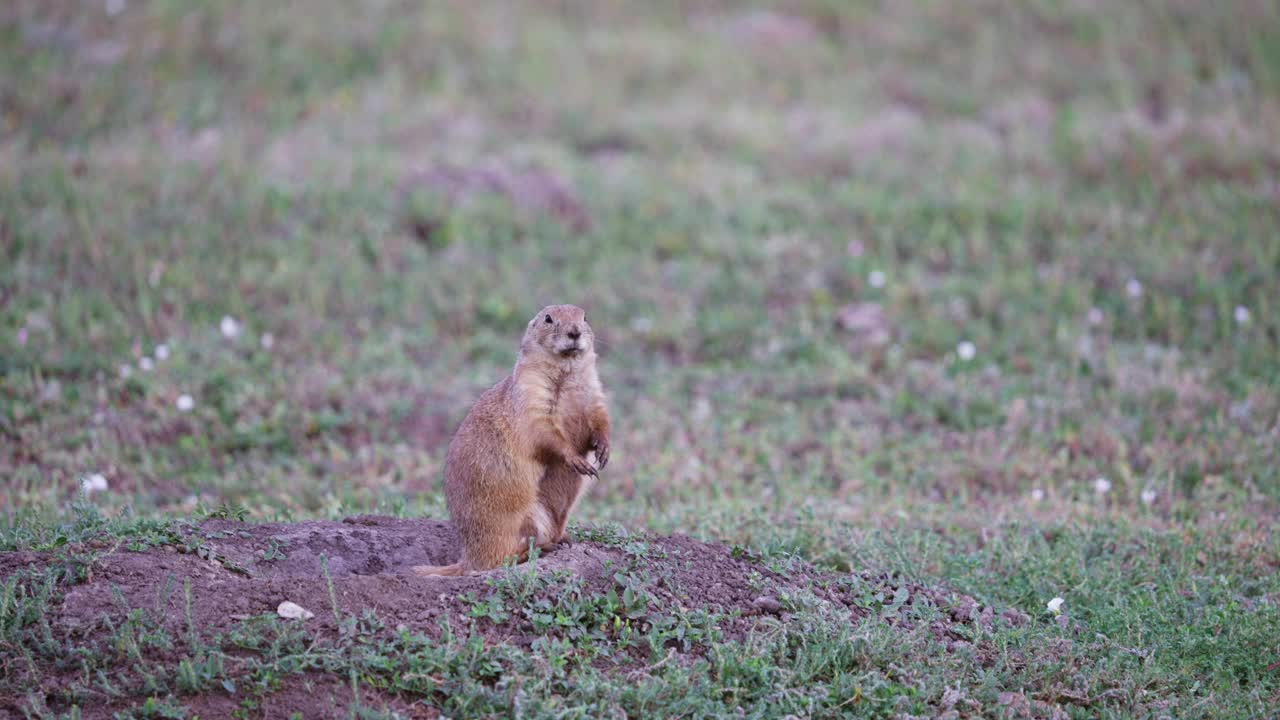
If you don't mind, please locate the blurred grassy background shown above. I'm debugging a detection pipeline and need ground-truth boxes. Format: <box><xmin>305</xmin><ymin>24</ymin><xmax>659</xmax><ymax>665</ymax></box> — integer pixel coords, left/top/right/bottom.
<box><xmin>2</xmin><ymin>1</ymin><xmax>1279</xmax><ymax>715</ymax></box>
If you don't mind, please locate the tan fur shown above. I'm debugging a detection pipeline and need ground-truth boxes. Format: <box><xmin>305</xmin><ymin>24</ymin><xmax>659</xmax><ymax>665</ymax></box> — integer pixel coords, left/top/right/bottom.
<box><xmin>412</xmin><ymin>304</ymin><xmax>610</xmax><ymax>576</ymax></box>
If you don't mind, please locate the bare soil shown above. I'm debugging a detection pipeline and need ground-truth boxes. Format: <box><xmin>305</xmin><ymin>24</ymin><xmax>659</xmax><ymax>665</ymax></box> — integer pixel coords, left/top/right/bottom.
<box><xmin>0</xmin><ymin>517</ymin><xmax>1005</xmax><ymax>718</ymax></box>
<box><xmin>398</xmin><ymin>163</ymin><xmax>592</xmax><ymax>240</ymax></box>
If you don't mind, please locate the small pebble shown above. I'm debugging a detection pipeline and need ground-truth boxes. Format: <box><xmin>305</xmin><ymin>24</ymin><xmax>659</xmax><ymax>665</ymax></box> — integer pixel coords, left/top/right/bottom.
<box><xmin>752</xmin><ymin>595</ymin><xmax>782</xmax><ymax>614</ymax></box>
<box><xmin>277</xmin><ymin>601</ymin><xmax>315</xmax><ymax>620</ymax></box>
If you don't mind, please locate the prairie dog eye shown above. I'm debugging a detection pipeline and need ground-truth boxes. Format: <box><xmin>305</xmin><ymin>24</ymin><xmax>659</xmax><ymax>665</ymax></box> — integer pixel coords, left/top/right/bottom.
<box><xmin>544</xmin><ymin>315</ymin><xmax>553</xmax><ymax>324</ymax></box>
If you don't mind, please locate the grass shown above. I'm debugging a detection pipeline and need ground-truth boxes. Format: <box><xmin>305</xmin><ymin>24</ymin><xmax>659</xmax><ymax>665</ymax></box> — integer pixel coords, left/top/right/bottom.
<box><xmin>2</xmin><ymin>0</ymin><xmax>1279</xmax><ymax>717</ymax></box>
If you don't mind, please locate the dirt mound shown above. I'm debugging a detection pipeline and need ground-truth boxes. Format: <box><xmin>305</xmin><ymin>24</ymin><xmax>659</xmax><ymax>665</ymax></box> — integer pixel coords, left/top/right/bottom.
<box><xmin>27</xmin><ymin>516</ymin><xmax>846</xmax><ymax>645</ymax></box>
<box><xmin>0</xmin><ymin>517</ymin><xmax>1007</xmax><ymax>718</ymax></box>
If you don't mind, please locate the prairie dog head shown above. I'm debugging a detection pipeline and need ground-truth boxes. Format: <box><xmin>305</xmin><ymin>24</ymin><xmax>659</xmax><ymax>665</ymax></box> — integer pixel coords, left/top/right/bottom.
<box><xmin>521</xmin><ymin>304</ymin><xmax>594</xmax><ymax>363</ymax></box>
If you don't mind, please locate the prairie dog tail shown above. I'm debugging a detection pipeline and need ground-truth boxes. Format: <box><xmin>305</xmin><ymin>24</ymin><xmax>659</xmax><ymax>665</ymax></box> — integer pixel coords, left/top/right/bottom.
<box><xmin>410</xmin><ymin>563</ymin><xmax>466</xmax><ymax>577</ymax></box>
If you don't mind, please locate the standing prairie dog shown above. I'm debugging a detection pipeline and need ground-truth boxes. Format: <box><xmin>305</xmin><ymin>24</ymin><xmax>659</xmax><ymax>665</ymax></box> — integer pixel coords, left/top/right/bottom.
<box><xmin>412</xmin><ymin>304</ymin><xmax>610</xmax><ymax>576</ymax></box>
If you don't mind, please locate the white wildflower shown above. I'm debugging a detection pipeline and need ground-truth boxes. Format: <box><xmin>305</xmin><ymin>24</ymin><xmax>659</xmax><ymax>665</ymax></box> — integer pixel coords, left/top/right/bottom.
<box><xmin>885</xmin><ymin>344</ymin><xmax>904</xmax><ymax>368</ymax></box>
<box><xmin>956</xmin><ymin>341</ymin><xmax>976</xmax><ymax>362</ymax></box>
<box><xmin>1046</xmin><ymin>597</ymin><xmax>1064</xmax><ymax>614</ymax></box>
<box><xmin>1093</xmin><ymin>476</ymin><xmax>1111</xmax><ymax>495</ymax></box>
<box><xmin>155</xmin><ymin>344</ymin><xmax>170</xmax><ymax>360</ymax></box>
<box><xmin>81</xmin><ymin>473</ymin><xmax>109</xmax><ymax>494</ymax></box>
<box><xmin>105</xmin><ymin>0</ymin><xmax>126</xmax><ymax>16</ymax></box>
<box><xmin>1031</xmin><ymin>488</ymin><xmax>1045</xmax><ymax>502</ymax></box>
<box><xmin>176</xmin><ymin>394</ymin><xmax>195</xmax><ymax>412</ymax></box>
<box><xmin>693</xmin><ymin>396</ymin><xmax>713</xmax><ymax>423</ymax></box>
<box><xmin>138</xmin><ymin>356</ymin><xmax>154</xmax><ymax>371</ymax></box>
<box><xmin>1140</xmin><ymin>488</ymin><xmax>1156</xmax><ymax>505</ymax></box>
<box><xmin>26</xmin><ymin>313</ymin><xmax>50</xmax><ymax>331</ymax></box>
<box><xmin>1125</xmin><ymin>278</ymin><xmax>1143</xmax><ymax>298</ymax></box>
<box><xmin>220</xmin><ymin>315</ymin><xmax>241</xmax><ymax>339</ymax></box>
<box><xmin>1234</xmin><ymin>306</ymin><xmax>1250</xmax><ymax>326</ymax></box>
<box><xmin>119</xmin><ymin>363</ymin><xmax>133</xmax><ymax>379</ymax></box>
<box><xmin>868</xmin><ymin>270</ymin><xmax>887</xmax><ymax>289</ymax></box>
<box><xmin>260</xmin><ymin>332</ymin><xmax>275</xmax><ymax>350</ymax></box>
<box><xmin>1087</xmin><ymin>307</ymin><xmax>1104</xmax><ymax>326</ymax></box>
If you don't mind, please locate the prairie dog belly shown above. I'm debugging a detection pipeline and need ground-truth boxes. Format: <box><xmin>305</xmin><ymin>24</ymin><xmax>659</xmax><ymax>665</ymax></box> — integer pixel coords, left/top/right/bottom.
<box><xmin>528</xmin><ymin>501</ymin><xmax>557</xmax><ymax>545</ymax></box>
<box><xmin>533</xmin><ymin>450</ymin><xmax>600</xmax><ymax>543</ymax></box>
<box><xmin>564</xmin><ymin>450</ymin><xmax>599</xmax><ymax>520</ymax></box>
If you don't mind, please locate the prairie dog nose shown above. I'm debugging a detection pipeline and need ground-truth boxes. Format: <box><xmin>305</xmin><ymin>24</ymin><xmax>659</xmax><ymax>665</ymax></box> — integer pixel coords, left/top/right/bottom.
<box><xmin>566</xmin><ymin>325</ymin><xmax>581</xmax><ymax>340</ymax></box>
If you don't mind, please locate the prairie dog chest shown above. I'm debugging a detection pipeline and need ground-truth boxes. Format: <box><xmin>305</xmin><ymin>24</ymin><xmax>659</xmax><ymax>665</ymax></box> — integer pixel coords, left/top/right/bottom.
<box><xmin>518</xmin><ymin>368</ymin><xmax>597</xmax><ymax>439</ymax></box>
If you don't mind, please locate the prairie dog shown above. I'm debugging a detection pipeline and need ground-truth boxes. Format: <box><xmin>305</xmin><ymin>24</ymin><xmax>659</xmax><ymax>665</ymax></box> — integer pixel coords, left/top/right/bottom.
<box><xmin>412</xmin><ymin>304</ymin><xmax>610</xmax><ymax>576</ymax></box>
